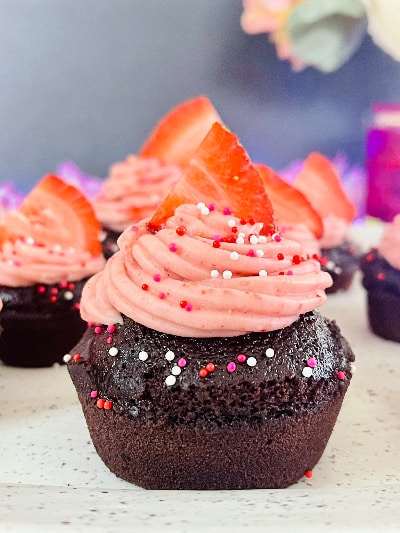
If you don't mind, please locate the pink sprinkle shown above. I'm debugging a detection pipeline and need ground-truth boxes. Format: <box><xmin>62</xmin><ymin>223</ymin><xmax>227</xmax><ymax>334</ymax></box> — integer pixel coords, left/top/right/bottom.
<box><xmin>158</xmin><ymin>292</ymin><xmax>165</xmax><ymax>299</ymax></box>
<box><xmin>153</xmin><ymin>274</ymin><xmax>161</xmax><ymax>282</ymax></box>
<box><xmin>237</xmin><ymin>354</ymin><xmax>247</xmax><ymax>363</ymax></box>
<box><xmin>74</xmin><ymin>302</ymin><xmax>80</xmax><ymax>310</ymax></box>
<box><xmin>87</xmin><ymin>322</ymin><xmax>95</xmax><ymax>328</ymax></box>
<box><xmin>178</xmin><ymin>357</ymin><xmax>187</xmax><ymax>368</ymax></box>
<box><xmin>286</xmin><ymin>270</ymin><xmax>293</xmax><ymax>275</ymax></box>
<box><xmin>107</xmin><ymin>325</ymin><xmax>116</xmax><ymax>333</ymax></box>
<box><xmin>273</xmin><ymin>233</ymin><xmax>282</xmax><ymax>242</ymax></box>
<box><xmin>307</xmin><ymin>357</ymin><xmax>317</xmax><ymax>368</ymax></box>
<box><xmin>90</xmin><ymin>390</ymin><xmax>98</xmax><ymax>398</ymax></box>
<box><xmin>213</xmin><ymin>235</ymin><xmax>221</xmax><ymax>241</ymax></box>
<box><xmin>94</xmin><ymin>326</ymin><xmax>102</xmax><ymax>334</ymax></box>
<box><xmin>12</xmin><ymin>260</ymin><xmax>21</xmax><ymax>266</ymax></box>
<box><xmin>227</xmin><ymin>361</ymin><xmax>236</xmax><ymax>373</ymax></box>
<box><xmin>185</xmin><ymin>303</ymin><xmax>192</xmax><ymax>312</ymax></box>
<box><xmin>37</xmin><ymin>285</ymin><xmax>46</xmax><ymax>294</ymax></box>
<box><xmin>106</xmin><ymin>336</ymin><xmax>113</xmax><ymax>344</ymax></box>
<box><xmin>131</xmin><ymin>225</ymin><xmax>139</xmax><ymax>232</ymax></box>
<box><xmin>50</xmin><ymin>287</ymin><xmax>59</xmax><ymax>295</ymax></box>
<box><xmin>223</xmin><ymin>207</ymin><xmax>232</xmax><ymax>215</ymax></box>
<box><xmin>208</xmin><ymin>203</ymin><xmax>215</xmax><ymax>211</ymax></box>
<box><xmin>168</xmin><ymin>242</ymin><xmax>178</xmax><ymax>252</ymax></box>
<box><xmin>247</xmin><ymin>249</ymin><xmax>255</xmax><ymax>257</ymax></box>
<box><xmin>337</xmin><ymin>371</ymin><xmax>346</xmax><ymax>380</ymax></box>
<box><xmin>59</xmin><ymin>281</ymin><xmax>68</xmax><ymax>289</ymax></box>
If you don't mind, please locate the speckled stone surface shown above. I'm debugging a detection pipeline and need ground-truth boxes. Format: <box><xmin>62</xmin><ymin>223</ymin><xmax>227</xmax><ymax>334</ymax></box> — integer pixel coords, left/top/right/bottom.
<box><xmin>1</xmin><ymin>222</ymin><xmax>399</xmax><ymax>531</ymax></box>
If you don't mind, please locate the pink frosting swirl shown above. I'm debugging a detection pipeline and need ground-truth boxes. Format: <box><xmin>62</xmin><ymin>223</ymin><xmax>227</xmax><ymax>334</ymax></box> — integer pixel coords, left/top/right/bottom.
<box><xmin>81</xmin><ymin>204</ymin><xmax>332</xmax><ymax>337</ymax></box>
<box><xmin>0</xmin><ymin>237</ymin><xmax>105</xmax><ymax>287</ymax></box>
<box><xmin>280</xmin><ymin>223</ymin><xmax>321</xmax><ymax>257</ymax></box>
<box><xmin>319</xmin><ymin>215</ymin><xmax>350</xmax><ymax>248</ymax></box>
<box><xmin>93</xmin><ymin>155</ymin><xmax>182</xmax><ymax>232</ymax></box>
<box><xmin>378</xmin><ymin>214</ymin><xmax>400</xmax><ymax>269</ymax></box>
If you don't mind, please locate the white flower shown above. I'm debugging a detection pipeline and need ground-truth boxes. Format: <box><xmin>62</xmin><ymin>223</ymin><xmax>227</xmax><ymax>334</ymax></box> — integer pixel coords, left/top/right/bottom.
<box><xmin>360</xmin><ymin>0</ymin><xmax>400</xmax><ymax>61</ymax></box>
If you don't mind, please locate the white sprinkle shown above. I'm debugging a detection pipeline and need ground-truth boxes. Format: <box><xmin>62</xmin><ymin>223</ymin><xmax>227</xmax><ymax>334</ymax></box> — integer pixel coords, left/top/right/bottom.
<box><xmin>99</xmin><ymin>230</ymin><xmax>107</xmax><ymax>242</ymax></box>
<box><xmin>25</xmin><ymin>236</ymin><xmax>35</xmax><ymax>245</ymax></box>
<box><xmin>326</xmin><ymin>260</ymin><xmax>335</xmax><ymax>270</ymax></box>
<box><xmin>165</xmin><ymin>375</ymin><xmax>176</xmax><ymax>386</ymax></box>
<box><xmin>249</xmin><ymin>235</ymin><xmax>258</xmax><ymax>245</ymax></box>
<box><xmin>258</xmin><ymin>236</ymin><xmax>267</xmax><ymax>243</ymax></box>
<box><xmin>63</xmin><ymin>353</ymin><xmax>72</xmax><ymax>363</ymax></box>
<box><xmin>350</xmin><ymin>362</ymin><xmax>357</xmax><ymax>374</ymax></box>
<box><xmin>230</xmin><ymin>251</ymin><xmax>239</xmax><ymax>261</ymax></box>
<box><xmin>259</xmin><ymin>269</ymin><xmax>268</xmax><ymax>277</ymax></box>
<box><xmin>302</xmin><ymin>367</ymin><xmax>313</xmax><ymax>378</ymax></box>
<box><xmin>222</xmin><ymin>270</ymin><xmax>233</xmax><ymax>279</ymax></box>
<box><xmin>138</xmin><ymin>351</ymin><xmax>148</xmax><ymax>361</ymax></box>
<box><xmin>197</xmin><ymin>202</ymin><xmax>206</xmax><ymax>209</ymax></box>
<box><xmin>200</xmin><ymin>206</ymin><xmax>210</xmax><ymax>216</ymax></box>
<box><xmin>236</xmin><ymin>237</ymin><xmax>245</xmax><ymax>245</ymax></box>
<box><xmin>238</xmin><ymin>232</ymin><xmax>246</xmax><ymax>239</ymax></box>
<box><xmin>53</xmin><ymin>244</ymin><xmax>62</xmax><ymax>253</ymax></box>
<box><xmin>171</xmin><ymin>365</ymin><xmax>181</xmax><ymax>376</ymax></box>
<box><xmin>256</xmin><ymin>249</ymin><xmax>264</xmax><ymax>257</ymax></box>
<box><xmin>63</xmin><ymin>290</ymin><xmax>74</xmax><ymax>300</ymax></box>
<box><xmin>265</xmin><ymin>348</ymin><xmax>275</xmax><ymax>358</ymax></box>
<box><xmin>228</xmin><ymin>219</ymin><xmax>236</xmax><ymax>228</ymax></box>
<box><xmin>210</xmin><ymin>269</ymin><xmax>219</xmax><ymax>278</ymax></box>
<box><xmin>109</xmin><ymin>347</ymin><xmax>119</xmax><ymax>356</ymax></box>
<box><xmin>247</xmin><ymin>356</ymin><xmax>257</xmax><ymax>367</ymax></box>
<box><xmin>334</xmin><ymin>266</ymin><xmax>343</xmax><ymax>275</ymax></box>
<box><xmin>165</xmin><ymin>350</ymin><xmax>175</xmax><ymax>361</ymax></box>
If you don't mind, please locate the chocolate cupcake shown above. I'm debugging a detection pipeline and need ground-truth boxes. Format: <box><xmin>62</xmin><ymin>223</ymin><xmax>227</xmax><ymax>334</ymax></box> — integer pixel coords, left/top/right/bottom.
<box><xmin>320</xmin><ymin>240</ymin><xmax>360</xmax><ymax>293</ymax></box>
<box><xmin>360</xmin><ymin>214</ymin><xmax>400</xmax><ymax>342</ymax></box>
<box><xmin>67</xmin><ymin>123</ymin><xmax>354</xmax><ymax>489</ymax></box>
<box><xmin>0</xmin><ymin>175</ymin><xmax>105</xmax><ymax>367</ymax></box>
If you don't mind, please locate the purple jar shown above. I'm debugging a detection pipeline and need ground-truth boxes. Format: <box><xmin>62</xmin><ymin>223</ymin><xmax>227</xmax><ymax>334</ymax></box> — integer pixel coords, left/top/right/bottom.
<box><xmin>366</xmin><ymin>103</ymin><xmax>400</xmax><ymax>222</ymax></box>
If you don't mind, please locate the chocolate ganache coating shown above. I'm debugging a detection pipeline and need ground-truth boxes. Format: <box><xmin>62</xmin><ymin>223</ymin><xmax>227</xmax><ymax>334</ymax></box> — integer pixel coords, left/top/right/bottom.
<box><xmin>68</xmin><ymin>310</ymin><xmax>354</xmax><ymax>489</ymax></box>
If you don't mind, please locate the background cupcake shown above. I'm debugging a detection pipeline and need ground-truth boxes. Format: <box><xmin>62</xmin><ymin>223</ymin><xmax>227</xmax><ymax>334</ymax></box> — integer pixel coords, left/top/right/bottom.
<box><xmin>0</xmin><ymin>174</ymin><xmax>105</xmax><ymax>367</ymax></box>
<box><xmin>361</xmin><ymin>214</ymin><xmax>400</xmax><ymax>343</ymax></box>
<box><xmin>93</xmin><ymin>95</ymin><xmax>221</xmax><ymax>258</ymax></box>
<box><xmin>67</xmin><ymin>123</ymin><xmax>354</xmax><ymax>490</ymax></box>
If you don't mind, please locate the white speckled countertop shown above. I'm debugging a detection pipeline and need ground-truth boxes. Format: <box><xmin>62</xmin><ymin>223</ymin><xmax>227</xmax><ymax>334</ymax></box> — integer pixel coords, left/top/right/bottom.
<box><xmin>1</xmin><ymin>221</ymin><xmax>399</xmax><ymax>532</ymax></box>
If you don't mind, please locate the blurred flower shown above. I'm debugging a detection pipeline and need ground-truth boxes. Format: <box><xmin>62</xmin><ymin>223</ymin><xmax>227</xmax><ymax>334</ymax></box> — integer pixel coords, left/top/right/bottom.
<box><xmin>56</xmin><ymin>160</ymin><xmax>102</xmax><ymax>200</ymax></box>
<box><xmin>0</xmin><ymin>182</ymin><xmax>23</xmax><ymax>220</ymax></box>
<box><xmin>241</xmin><ymin>0</ymin><xmax>400</xmax><ymax>72</ymax></box>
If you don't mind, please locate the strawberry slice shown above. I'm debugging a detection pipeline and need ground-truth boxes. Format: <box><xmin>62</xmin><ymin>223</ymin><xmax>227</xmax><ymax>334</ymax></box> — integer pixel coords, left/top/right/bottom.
<box><xmin>3</xmin><ymin>174</ymin><xmax>101</xmax><ymax>255</ymax></box>
<box><xmin>147</xmin><ymin>122</ymin><xmax>276</xmax><ymax>235</ymax></box>
<box><xmin>139</xmin><ymin>95</ymin><xmax>222</xmax><ymax>166</ymax></box>
<box><xmin>292</xmin><ymin>152</ymin><xmax>357</xmax><ymax>222</ymax></box>
<box><xmin>255</xmin><ymin>163</ymin><xmax>323</xmax><ymax>238</ymax></box>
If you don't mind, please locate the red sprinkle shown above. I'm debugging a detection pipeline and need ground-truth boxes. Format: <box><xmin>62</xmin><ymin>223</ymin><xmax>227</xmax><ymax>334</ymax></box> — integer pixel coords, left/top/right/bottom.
<box><xmin>96</xmin><ymin>398</ymin><xmax>105</xmax><ymax>409</ymax></box>
<box><xmin>104</xmin><ymin>400</ymin><xmax>113</xmax><ymax>410</ymax></box>
<box><xmin>248</xmin><ymin>218</ymin><xmax>255</xmax><ymax>225</ymax></box>
<box><xmin>141</xmin><ymin>284</ymin><xmax>149</xmax><ymax>291</ymax></box>
<box><xmin>292</xmin><ymin>255</ymin><xmax>301</xmax><ymax>264</ymax></box>
<box><xmin>304</xmin><ymin>470</ymin><xmax>313</xmax><ymax>479</ymax></box>
<box><xmin>176</xmin><ymin>226</ymin><xmax>186</xmax><ymax>236</ymax></box>
<box><xmin>213</xmin><ymin>240</ymin><xmax>221</xmax><ymax>248</ymax></box>
<box><xmin>199</xmin><ymin>368</ymin><xmax>208</xmax><ymax>378</ymax></box>
<box><xmin>277</xmin><ymin>253</ymin><xmax>284</xmax><ymax>260</ymax></box>
<box><xmin>205</xmin><ymin>362</ymin><xmax>216</xmax><ymax>373</ymax></box>
<box><xmin>73</xmin><ymin>353</ymin><xmax>81</xmax><ymax>362</ymax></box>
<box><xmin>180</xmin><ymin>300</ymin><xmax>188</xmax><ymax>308</ymax></box>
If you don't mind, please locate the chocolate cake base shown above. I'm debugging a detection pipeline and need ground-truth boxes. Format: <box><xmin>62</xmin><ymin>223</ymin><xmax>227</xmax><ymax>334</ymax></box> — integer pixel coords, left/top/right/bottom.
<box><xmin>0</xmin><ymin>279</ymin><xmax>89</xmax><ymax>367</ymax></box>
<box><xmin>367</xmin><ymin>292</ymin><xmax>400</xmax><ymax>343</ymax></box>
<box><xmin>320</xmin><ymin>242</ymin><xmax>360</xmax><ymax>294</ymax></box>
<box><xmin>72</xmin><ymin>375</ymin><xmax>344</xmax><ymax>489</ymax></box>
<box><xmin>100</xmin><ymin>227</ymin><xmax>120</xmax><ymax>259</ymax></box>
<box><xmin>68</xmin><ymin>311</ymin><xmax>354</xmax><ymax>489</ymax></box>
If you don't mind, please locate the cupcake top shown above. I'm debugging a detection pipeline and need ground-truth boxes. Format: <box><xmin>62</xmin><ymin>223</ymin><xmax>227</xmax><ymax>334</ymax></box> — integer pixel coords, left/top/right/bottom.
<box><xmin>94</xmin><ymin>95</ymin><xmax>221</xmax><ymax>234</ymax></box>
<box><xmin>378</xmin><ymin>214</ymin><xmax>400</xmax><ymax>269</ymax></box>
<box><xmin>80</xmin><ymin>123</ymin><xmax>332</xmax><ymax>337</ymax></box>
<box><xmin>93</xmin><ymin>156</ymin><xmax>181</xmax><ymax>233</ymax></box>
<box><xmin>0</xmin><ymin>175</ymin><xmax>105</xmax><ymax>287</ymax></box>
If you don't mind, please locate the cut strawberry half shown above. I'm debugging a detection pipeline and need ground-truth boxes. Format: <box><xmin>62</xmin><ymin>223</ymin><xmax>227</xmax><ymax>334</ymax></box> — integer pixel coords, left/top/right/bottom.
<box><xmin>139</xmin><ymin>95</ymin><xmax>222</xmax><ymax>167</ymax></box>
<box><xmin>255</xmin><ymin>164</ymin><xmax>323</xmax><ymax>238</ymax></box>
<box><xmin>292</xmin><ymin>152</ymin><xmax>357</xmax><ymax>222</ymax></box>
<box><xmin>147</xmin><ymin>122</ymin><xmax>276</xmax><ymax>235</ymax></box>
<box><xmin>3</xmin><ymin>174</ymin><xmax>101</xmax><ymax>255</ymax></box>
